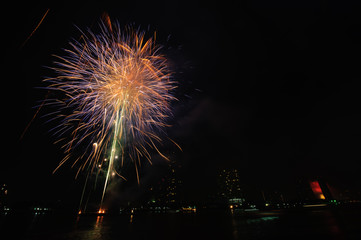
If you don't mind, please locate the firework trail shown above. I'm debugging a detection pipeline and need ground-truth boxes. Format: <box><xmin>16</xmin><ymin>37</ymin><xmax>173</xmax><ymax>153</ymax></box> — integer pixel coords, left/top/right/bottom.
<box><xmin>20</xmin><ymin>8</ymin><xmax>50</xmax><ymax>49</ymax></box>
<box><xmin>44</xmin><ymin>19</ymin><xmax>177</xmax><ymax>210</ymax></box>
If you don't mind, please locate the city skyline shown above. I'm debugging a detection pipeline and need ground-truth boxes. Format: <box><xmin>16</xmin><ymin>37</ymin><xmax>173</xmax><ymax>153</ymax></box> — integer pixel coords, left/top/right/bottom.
<box><xmin>2</xmin><ymin>165</ymin><xmax>359</xmax><ymax>212</ymax></box>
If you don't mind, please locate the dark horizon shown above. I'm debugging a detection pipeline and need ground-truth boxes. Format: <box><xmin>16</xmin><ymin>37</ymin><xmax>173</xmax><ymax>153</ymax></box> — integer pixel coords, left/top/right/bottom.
<box><xmin>2</xmin><ymin>1</ymin><xmax>361</xmax><ymax>206</ymax></box>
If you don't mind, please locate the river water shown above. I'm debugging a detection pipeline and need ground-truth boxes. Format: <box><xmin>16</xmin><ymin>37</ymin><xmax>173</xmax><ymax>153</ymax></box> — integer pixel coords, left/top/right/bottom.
<box><xmin>1</xmin><ymin>207</ymin><xmax>360</xmax><ymax>240</ymax></box>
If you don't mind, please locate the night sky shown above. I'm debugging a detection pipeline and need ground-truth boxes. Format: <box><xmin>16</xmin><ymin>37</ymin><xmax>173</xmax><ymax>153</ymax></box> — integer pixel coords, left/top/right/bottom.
<box><xmin>2</xmin><ymin>1</ymin><xmax>361</xmax><ymax>205</ymax></box>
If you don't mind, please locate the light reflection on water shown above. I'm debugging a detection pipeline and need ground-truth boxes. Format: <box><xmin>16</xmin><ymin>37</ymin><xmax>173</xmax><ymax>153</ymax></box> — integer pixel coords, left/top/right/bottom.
<box><xmin>1</xmin><ymin>208</ymin><xmax>360</xmax><ymax>240</ymax></box>
<box><xmin>229</xmin><ymin>210</ymin><xmax>280</xmax><ymax>239</ymax></box>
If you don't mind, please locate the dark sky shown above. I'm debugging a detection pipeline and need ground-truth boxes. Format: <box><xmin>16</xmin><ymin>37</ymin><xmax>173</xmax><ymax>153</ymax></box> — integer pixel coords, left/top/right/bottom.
<box><xmin>2</xmin><ymin>1</ymin><xmax>361</xmax><ymax>204</ymax></box>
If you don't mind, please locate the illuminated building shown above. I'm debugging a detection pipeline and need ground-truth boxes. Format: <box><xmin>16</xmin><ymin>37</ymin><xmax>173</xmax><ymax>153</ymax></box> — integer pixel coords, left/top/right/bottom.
<box><xmin>309</xmin><ymin>180</ymin><xmax>334</xmax><ymax>200</ymax></box>
<box><xmin>165</xmin><ymin>167</ymin><xmax>182</xmax><ymax>205</ymax></box>
<box><xmin>309</xmin><ymin>181</ymin><xmax>326</xmax><ymax>200</ymax></box>
<box><xmin>218</xmin><ymin>169</ymin><xmax>245</xmax><ymax>206</ymax></box>
<box><xmin>149</xmin><ymin>162</ymin><xmax>182</xmax><ymax>207</ymax></box>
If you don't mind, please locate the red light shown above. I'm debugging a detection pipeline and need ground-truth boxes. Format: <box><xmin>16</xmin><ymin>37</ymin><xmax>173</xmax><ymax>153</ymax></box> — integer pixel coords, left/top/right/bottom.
<box><xmin>310</xmin><ymin>181</ymin><xmax>326</xmax><ymax>200</ymax></box>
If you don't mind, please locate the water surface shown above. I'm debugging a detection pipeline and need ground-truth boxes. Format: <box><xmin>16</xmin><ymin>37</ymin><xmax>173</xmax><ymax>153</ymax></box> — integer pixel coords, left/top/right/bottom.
<box><xmin>1</xmin><ymin>207</ymin><xmax>360</xmax><ymax>240</ymax></box>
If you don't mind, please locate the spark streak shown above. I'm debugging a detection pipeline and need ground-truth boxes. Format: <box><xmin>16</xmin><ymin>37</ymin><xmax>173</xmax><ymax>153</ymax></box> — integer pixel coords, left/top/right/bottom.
<box><xmin>20</xmin><ymin>8</ymin><xmax>50</xmax><ymax>49</ymax></box>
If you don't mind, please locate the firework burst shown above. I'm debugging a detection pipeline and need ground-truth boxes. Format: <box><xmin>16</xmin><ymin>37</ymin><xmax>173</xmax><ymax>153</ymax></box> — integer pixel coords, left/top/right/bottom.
<box><xmin>44</xmin><ymin>20</ymin><xmax>177</xmax><ymax>209</ymax></box>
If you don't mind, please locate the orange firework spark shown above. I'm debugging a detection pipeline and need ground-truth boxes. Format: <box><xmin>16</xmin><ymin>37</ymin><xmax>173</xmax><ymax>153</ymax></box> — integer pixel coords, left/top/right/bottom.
<box><xmin>20</xmin><ymin>8</ymin><xmax>50</xmax><ymax>49</ymax></box>
<box><xmin>44</xmin><ymin>19</ymin><xmax>178</xmax><ymax>209</ymax></box>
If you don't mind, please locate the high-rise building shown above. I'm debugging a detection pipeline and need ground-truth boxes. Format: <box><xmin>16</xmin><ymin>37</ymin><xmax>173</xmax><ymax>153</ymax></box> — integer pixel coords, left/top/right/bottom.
<box><xmin>149</xmin><ymin>162</ymin><xmax>182</xmax><ymax>207</ymax></box>
<box><xmin>218</xmin><ymin>169</ymin><xmax>245</xmax><ymax>206</ymax></box>
<box><xmin>165</xmin><ymin>167</ymin><xmax>182</xmax><ymax>205</ymax></box>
